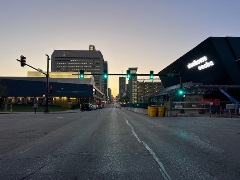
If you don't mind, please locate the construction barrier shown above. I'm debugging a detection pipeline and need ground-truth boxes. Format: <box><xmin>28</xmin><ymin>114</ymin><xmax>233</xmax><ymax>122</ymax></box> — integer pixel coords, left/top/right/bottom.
<box><xmin>148</xmin><ymin>106</ymin><xmax>157</xmax><ymax>117</ymax></box>
<box><xmin>158</xmin><ymin>106</ymin><xmax>164</xmax><ymax>117</ymax></box>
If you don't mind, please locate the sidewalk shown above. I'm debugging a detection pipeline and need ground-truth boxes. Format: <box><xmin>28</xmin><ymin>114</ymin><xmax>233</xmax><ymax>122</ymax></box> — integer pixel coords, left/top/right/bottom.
<box><xmin>0</xmin><ymin>109</ymin><xmax>80</xmax><ymax>114</ymax></box>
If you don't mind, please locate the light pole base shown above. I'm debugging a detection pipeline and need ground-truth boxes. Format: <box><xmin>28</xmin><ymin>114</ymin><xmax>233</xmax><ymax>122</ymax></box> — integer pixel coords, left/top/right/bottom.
<box><xmin>44</xmin><ymin>108</ymin><xmax>49</xmax><ymax>113</ymax></box>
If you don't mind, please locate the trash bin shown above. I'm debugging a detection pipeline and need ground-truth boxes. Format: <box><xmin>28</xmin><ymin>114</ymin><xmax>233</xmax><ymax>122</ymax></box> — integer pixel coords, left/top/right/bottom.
<box><xmin>158</xmin><ymin>106</ymin><xmax>164</xmax><ymax>117</ymax></box>
<box><xmin>148</xmin><ymin>106</ymin><xmax>157</xmax><ymax>117</ymax></box>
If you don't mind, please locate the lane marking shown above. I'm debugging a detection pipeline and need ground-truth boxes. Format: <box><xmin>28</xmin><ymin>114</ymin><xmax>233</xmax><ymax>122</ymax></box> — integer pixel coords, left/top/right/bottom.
<box><xmin>126</xmin><ymin>119</ymin><xmax>141</xmax><ymax>143</ymax></box>
<box><xmin>125</xmin><ymin>117</ymin><xmax>171</xmax><ymax>180</ymax></box>
<box><xmin>20</xmin><ymin>148</ymin><xmax>30</xmax><ymax>154</ymax></box>
<box><xmin>57</xmin><ymin>117</ymin><xmax>63</xmax><ymax>118</ymax></box>
<box><xmin>142</xmin><ymin>141</ymin><xmax>171</xmax><ymax>180</ymax></box>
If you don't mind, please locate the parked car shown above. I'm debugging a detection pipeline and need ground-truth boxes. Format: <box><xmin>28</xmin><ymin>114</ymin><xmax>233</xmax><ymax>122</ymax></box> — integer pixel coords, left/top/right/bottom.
<box><xmin>82</xmin><ymin>103</ymin><xmax>92</xmax><ymax>111</ymax></box>
<box><xmin>91</xmin><ymin>105</ymin><xmax>97</xmax><ymax>110</ymax></box>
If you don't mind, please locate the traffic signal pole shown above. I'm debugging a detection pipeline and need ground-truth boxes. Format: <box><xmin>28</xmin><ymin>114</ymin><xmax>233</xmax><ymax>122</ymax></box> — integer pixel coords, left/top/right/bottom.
<box><xmin>16</xmin><ymin>59</ymin><xmax>47</xmax><ymax>76</ymax></box>
<box><xmin>44</xmin><ymin>54</ymin><xmax>50</xmax><ymax>113</ymax></box>
<box><xmin>16</xmin><ymin>55</ymin><xmax>50</xmax><ymax>113</ymax></box>
<box><xmin>72</xmin><ymin>73</ymin><xmax>180</xmax><ymax>77</ymax></box>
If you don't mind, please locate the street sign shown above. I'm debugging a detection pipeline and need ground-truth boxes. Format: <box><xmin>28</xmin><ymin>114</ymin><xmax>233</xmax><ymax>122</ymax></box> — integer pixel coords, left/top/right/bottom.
<box><xmin>167</xmin><ymin>73</ymin><xmax>174</xmax><ymax>77</ymax></box>
<box><xmin>37</xmin><ymin>68</ymin><xmax>43</xmax><ymax>73</ymax></box>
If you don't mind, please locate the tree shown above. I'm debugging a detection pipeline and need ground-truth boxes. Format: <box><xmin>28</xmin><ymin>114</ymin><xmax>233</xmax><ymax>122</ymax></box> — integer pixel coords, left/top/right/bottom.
<box><xmin>120</xmin><ymin>95</ymin><xmax>129</xmax><ymax>103</ymax></box>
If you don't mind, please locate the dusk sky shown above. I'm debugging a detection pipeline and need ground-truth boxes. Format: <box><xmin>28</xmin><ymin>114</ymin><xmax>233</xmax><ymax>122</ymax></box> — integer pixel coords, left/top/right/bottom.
<box><xmin>1</xmin><ymin>0</ymin><xmax>240</xmax><ymax>97</ymax></box>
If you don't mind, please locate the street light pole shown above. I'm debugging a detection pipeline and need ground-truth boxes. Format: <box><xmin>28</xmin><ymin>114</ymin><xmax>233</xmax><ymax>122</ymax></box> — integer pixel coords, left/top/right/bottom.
<box><xmin>44</xmin><ymin>54</ymin><xmax>50</xmax><ymax>113</ymax></box>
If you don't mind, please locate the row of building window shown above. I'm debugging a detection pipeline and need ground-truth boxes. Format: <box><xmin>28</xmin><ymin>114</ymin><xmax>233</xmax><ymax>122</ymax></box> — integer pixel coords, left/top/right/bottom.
<box><xmin>56</xmin><ymin>66</ymin><xmax>101</xmax><ymax>72</ymax></box>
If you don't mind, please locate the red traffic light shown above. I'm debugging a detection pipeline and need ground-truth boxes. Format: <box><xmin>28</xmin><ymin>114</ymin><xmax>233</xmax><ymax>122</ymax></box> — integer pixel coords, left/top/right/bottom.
<box><xmin>49</xmin><ymin>86</ymin><xmax>53</xmax><ymax>93</ymax></box>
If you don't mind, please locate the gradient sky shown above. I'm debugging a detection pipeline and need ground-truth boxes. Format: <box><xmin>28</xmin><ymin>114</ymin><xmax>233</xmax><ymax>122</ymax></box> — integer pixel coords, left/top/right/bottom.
<box><xmin>1</xmin><ymin>0</ymin><xmax>240</xmax><ymax>97</ymax></box>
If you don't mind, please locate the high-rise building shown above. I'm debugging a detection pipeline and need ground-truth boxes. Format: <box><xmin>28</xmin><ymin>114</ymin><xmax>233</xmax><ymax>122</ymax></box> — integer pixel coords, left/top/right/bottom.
<box><xmin>103</xmin><ymin>61</ymin><xmax>108</xmax><ymax>97</ymax></box>
<box><xmin>119</xmin><ymin>77</ymin><xmax>126</xmax><ymax>100</ymax></box>
<box><xmin>108</xmin><ymin>88</ymin><xmax>112</xmax><ymax>101</ymax></box>
<box><xmin>128</xmin><ymin>67</ymin><xmax>138</xmax><ymax>103</ymax></box>
<box><xmin>51</xmin><ymin>45</ymin><xmax>105</xmax><ymax>92</ymax></box>
<box><xmin>137</xmin><ymin>80</ymin><xmax>162</xmax><ymax>103</ymax></box>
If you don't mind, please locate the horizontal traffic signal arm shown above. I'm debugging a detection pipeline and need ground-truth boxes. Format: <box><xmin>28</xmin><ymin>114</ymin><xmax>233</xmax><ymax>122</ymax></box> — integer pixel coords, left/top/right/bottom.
<box><xmin>16</xmin><ymin>59</ymin><xmax>48</xmax><ymax>76</ymax></box>
<box><xmin>72</xmin><ymin>73</ymin><xmax>181</xmax><ymax>76</ymax></box>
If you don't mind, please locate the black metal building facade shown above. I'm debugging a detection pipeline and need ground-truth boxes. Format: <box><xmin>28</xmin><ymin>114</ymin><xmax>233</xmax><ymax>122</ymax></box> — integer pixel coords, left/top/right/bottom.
<box><xmin>0</xmin><ymin>78</ymin><xmax>93</xmax><ymax>98</ymax></box>
<box><xmin>0</xmin><ymin>77</ymin><xmax>104</xmax><ymax>107</ymax></box>
<box><xmin>159</xmin><ymin>37</ymin><xmax>240</xmax><ymax>88</ymax></box>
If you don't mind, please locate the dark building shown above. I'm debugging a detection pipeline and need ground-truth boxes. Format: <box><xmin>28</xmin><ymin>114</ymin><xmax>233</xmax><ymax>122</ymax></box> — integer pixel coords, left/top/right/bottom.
<box><xmin>157</xmin><ymin>37</ymin><xmax>240</xmax><ymax>111</ymax></box>
<box><xmin>159</xmin><ymin>37</ymin><xmax>240</xmax><ymax>88</ymax></box>
<box><xmin>0</xmin><ymin>77</ymin><xmax>104</xmax><ymax>108</ymax></box>
<box><xmin>119</xmin><ymin>77</ymin><xmax>126</xmax><ymax>100</ymax></box>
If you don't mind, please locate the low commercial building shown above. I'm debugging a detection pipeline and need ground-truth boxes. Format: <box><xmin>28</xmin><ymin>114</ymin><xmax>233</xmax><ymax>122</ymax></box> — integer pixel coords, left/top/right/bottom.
<box><xmin>0</xmin><ymin>72</ymin><xmax>104</xmax><ymax>109</ymax></box>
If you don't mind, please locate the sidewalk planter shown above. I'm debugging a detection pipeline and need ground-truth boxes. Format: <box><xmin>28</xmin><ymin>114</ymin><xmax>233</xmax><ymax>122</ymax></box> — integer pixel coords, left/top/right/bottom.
<box><xmin>158</xmin><ymin>106</ymin><xmax>165</xmax><ymax>117</ymax></box>
<box><xmin>148</xmin><ymin>106</ymin><xmax>157</xmax><ymax>117</ymax></box>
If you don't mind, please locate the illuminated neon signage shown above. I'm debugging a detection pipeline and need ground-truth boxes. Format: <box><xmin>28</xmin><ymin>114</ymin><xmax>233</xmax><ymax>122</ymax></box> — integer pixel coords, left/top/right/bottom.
<box><xmin>187</xmin><ymin>56</ymin><xmax>214</xmax><ymax>70</ymax></box>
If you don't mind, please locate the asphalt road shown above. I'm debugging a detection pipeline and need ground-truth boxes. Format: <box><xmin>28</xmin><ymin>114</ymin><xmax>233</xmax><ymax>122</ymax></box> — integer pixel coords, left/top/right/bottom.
<box><xmin>0</xmin><ymin>107</ymin><xmax>240</xmax><ymax>180</ymax></box>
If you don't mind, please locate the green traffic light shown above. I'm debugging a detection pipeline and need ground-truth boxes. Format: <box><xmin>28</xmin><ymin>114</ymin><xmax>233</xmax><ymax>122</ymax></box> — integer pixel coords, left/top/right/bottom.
<box><xmin>150</xmin><ymin>70</ymin><xmax>154</xmax><ymax>79</ymax></box>
<box><xmin>79</xmin><ymin>70</ymin><xmax>84</xmax><ymax>78</ymax></box>
<box><xmin>126</xmin><ymin>70</ymin><xmax>131</xmax><ymax>79</ymax></box>
<box><xmin>177</xmin><ymin>89</ymin><xmax>185</xmax><ymax>95</ymax></box>
<box><xmin>103</xmin><ymin>74</ymin><xmax>108</xmax><ymax>79</ymax></box>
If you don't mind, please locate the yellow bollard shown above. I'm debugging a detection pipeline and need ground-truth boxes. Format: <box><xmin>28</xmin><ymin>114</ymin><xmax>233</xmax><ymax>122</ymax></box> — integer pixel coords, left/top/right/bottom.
<box><xmin>148</xmin><ymin>106</ymin><xmax>157</xmax><ymax>117</ymax></box>
<box><xmin>157</xmin><ymin>106</ymin><xmax>164</xmax><ymax>117</ymax></box>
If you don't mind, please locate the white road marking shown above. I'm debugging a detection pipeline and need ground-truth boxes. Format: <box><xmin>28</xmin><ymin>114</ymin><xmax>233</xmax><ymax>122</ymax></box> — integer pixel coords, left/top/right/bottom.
<box><xmin>57</xmin><ymin>117</ymin><xmax>63</xmax><ymax>118</ymax></box>
<box><xmin>125</xmin><ymin>117</ymin><xmax>171</xmax><ymax>180</ymax></box>
<box><xmin>20</xmin><ymin>148</ymin><xmax>30</xmax><ymax>153</ymax></box>
<box><xmin>142</xmin><ymin>141</ymin><xmax>171</xmax><ymax>180</ymax></box>
<box><xmin>125</xmin><ymin>118</ymin><xmax>141</xmax><ymax>142</ymax></box>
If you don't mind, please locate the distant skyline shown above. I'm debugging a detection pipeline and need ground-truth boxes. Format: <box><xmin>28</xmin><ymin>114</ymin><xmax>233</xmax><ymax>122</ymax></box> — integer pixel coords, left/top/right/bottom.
<box><xmin>1</xmin><ymin>0</ymin><xmax>240</xmax><ymax>97</ymax></box>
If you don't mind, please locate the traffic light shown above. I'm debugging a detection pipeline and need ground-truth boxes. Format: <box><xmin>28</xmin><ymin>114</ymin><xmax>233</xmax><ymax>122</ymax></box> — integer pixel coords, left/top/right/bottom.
<box><xmin>80</xmin><ymin>70</ymin><xmax>84</xmax><ymax>78</ymax></box>
<box><xmin>177</xmin><ymin>88</ymin><xmax>185</xmax><ymax>96</ymax></box>
<box><xmin>49</xmin><ymin>85</ymin><xmax>53</xmax><ymax>93</ymax></box>
<box><xmin>20</xmin><ymin>55</ymin><xmax>26</xmax><ymax>67</ymax></box>
<box><xmin>126</xmin><ymin>70</ymin><xmax>131</xmax><ymax>78</ymax></box>
<box><xmin>103</xmin><ymin>70</ymin><xmax>108</xmax><ymax>79</ymax></box>
<box><xmin>150</xmin><ymin>70</ymin><xmax>154</xmax><ymax>80</ymax></box>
